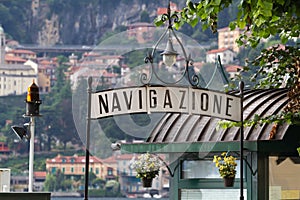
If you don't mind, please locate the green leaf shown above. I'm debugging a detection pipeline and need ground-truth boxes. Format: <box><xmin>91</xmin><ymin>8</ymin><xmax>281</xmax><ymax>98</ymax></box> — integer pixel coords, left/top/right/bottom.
<box><xmin>237</xmin><ymin>20</ymin><xmax>246</xmax><ymax>29</ymax></box>
<box><xmin>229</xmin><ymin>22</ymin><xmax>236</xmax><ymax>30</ymax></box>
<box><xmin>202</xmin><ymin>23</ymin><xmax>209</xmax><ymax>30</ymax></box>
<box><xmin>280</xmin><ymin>34</ymin><xmax>289</xmax><ymax>44</ymax></box>
<box><xmin>261</xmin><ymin>29</ymin><xmax>270</xmax><ymax>38</ymax></box>
<box><xmin>190</xmin><ymin>17</ymin><xmax>199</xmax><ymax>27</ymax></box>
<box><xmin>174</xmin><ymin>22</ymin><xmax>180</xmax><ymax>30</ymax></box>
<box><xmin>154</xmin><ymin>17</ymin><xmax>164</xmax><ymax>27</ymax></box>
<box><xmin>270</xmin><ymin>15</ymin><xmax>280</xmax><ymax>22</ymax></box>
<box><xmin>276</xmin><ymin>0</ymin><xmax>285</xmax><ymax>5</ymax></box>
<box><xmin>211</xmin><ymin>0</ymin><xmax>221</xmax><ymax>6</ymax></box>
<box><xmin>188</xmin><ymin>1</ymin><xmax>196</xmax><ymax>12</ymax></box>
<box><xmin>255</xmin><ymin>16</ymin><xmax>266</xmax><ymax>27</ymax></box>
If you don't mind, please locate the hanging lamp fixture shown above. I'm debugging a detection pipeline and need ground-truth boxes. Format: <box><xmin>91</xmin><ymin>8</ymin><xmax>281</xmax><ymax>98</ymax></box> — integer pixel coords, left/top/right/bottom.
<box><xmin>141</xmin><ymin>0</ymin><xmax>199</xmax><ymax>86</ymax></box>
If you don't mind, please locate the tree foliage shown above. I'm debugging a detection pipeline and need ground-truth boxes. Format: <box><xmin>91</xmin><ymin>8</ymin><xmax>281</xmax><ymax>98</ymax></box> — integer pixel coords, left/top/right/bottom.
<box><xmin>36</xmin><ymin>56</ymin><xmax>80</xmax><ymax>151</ymax></box>
<box><xmin>0</xmin><ymin>0</ymin><xmax>32</xmax><ymax>43</ymax></box>
<box><xmin>179</xmin><ymin>0</ymin><xmax>300</xmax><ymax>47</ymax></box>
<box><xmin>155</xmin><ymin>0</ymin><xmax>300</xmax><ymax>126</ymax></box>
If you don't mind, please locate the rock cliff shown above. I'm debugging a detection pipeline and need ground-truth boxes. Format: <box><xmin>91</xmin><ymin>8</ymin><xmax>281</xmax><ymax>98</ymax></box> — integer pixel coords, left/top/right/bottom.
<box><xmin>22</xmin><ymin>0</ymin><xmax>183</xmax><ymax>45</ymax></box>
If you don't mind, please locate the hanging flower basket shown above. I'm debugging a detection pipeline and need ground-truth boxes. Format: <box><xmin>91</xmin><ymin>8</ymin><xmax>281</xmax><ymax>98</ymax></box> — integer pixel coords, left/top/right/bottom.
<box><xmin>223</xmin><ymin>176</ymin><xmax>235</xmax><ymax>187</ymax></box>
<box><xmin>142</xmin><ymin>177</ymin><xmax>154</xmax><ymax>187</ymax></box>
<box><xmin>213</xmin><ymin>152</ymin><xmax>237</xmax><ymax>187</ymax></box>
<box><xmin>130</xmin><ymin>152</ymin><xmax>162</xmax><ymax>188</ymax></box>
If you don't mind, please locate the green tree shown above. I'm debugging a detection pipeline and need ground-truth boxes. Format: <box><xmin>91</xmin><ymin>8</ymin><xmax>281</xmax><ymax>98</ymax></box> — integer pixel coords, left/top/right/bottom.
<box><xmin>105</xmin><ymin>180</ymin><xmax>121</xmax><ymax>197</ymax></box>
<box><xmin>37</xmin><ymin>56</ymin><xmax>80</xmax><ymax>150</ymax></box>
<box><xmin>44</xmin><ymin>174</ymin><xmax>57</xmax><ymax>191</ymax></box>
<box><xmin>140</xmin><ymin>10</ymin><xmax>150</xmax><ymax>23</ymax></box>
<box><xmin>155</xmin><ymin>0</ymin><xmax>300</xmax><ymax>125</ymax></box>
<box><xmin>178</xmin><ymin>0</ymin><xmax>300</xmax><ymax>47</ymax></box>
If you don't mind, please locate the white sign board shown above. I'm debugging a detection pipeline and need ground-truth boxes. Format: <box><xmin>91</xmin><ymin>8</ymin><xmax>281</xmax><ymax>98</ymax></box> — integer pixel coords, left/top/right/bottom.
<box><xmin>91</xmin><ymin>86</ymin><xmax>241</xmax><ymax>121</ymax></box>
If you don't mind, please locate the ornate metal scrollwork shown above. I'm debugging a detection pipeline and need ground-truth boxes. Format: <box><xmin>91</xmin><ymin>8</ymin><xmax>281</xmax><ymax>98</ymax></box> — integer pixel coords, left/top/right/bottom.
<box><xmin>142</xmin><ymin>1</ymin><xmax>200</xmax><ymax>87</ymax></box>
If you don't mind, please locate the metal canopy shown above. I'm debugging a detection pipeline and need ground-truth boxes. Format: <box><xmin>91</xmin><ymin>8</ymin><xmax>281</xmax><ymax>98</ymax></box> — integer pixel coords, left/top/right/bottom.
<box><xmin>122</xmin><ymin>88</ymin><xmax>292</xmax><ymax>153</ymax></box>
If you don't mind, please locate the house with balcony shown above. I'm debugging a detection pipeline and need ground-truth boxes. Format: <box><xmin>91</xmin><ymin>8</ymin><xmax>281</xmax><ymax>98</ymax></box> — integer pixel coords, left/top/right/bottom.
<box><xmin>46</xmin><ymin>154</ymin><xmax>117</xmax><ymax>181</ymax></box>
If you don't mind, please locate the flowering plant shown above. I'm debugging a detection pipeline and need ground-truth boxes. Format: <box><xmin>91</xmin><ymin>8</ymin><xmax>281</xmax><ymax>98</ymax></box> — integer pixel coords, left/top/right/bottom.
<box><xmin>213</xmin><ymin>152</ymin><xmax>237</xmax><ymax>178</ymax></box>
<box><xmin>130</xmin><ymin>152</ymin><xmax>162</xmax><ymax>179</ymax></box>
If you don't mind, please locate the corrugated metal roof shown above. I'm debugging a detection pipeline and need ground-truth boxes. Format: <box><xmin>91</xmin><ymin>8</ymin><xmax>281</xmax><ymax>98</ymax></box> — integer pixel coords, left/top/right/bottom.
<box><xmin>146</xmin><ymin>88</ymin><xmax>290</xmax><ymax>143</ymax></box>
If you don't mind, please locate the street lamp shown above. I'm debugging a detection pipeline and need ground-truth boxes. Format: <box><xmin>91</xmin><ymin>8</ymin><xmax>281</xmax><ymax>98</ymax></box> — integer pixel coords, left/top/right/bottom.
<box><xmin>160</xmin><ymin>34</ymin><xmax>178</xmax><ymax>67</ymax></box>
<box><xmin>11</xmin><ymin>80</ymin><xmax>42</xmax><ymax>192</ymax></box>
<box><xmin>142</xmin><ymin>1</ymin><xmax>199</xmax><ymax>86</ymax></box>
<box><xmin>11</xmin><ymin>123</ymin><xmax>30</xmax><ymax>140</ymax></box>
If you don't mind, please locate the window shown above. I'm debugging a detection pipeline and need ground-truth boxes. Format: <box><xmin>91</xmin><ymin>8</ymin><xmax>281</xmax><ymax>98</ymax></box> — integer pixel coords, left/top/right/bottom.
<box><xmin>82</xmin><ymin>167</ymin><xmax>85</xmax><ymax>172</ymax></box>
<box><xmin>181</xmin><ymin>189</ymin><xmax>246</xmax><ymax>200</ymax></box>
<box><xmin>108</xmin><ymin>168</ymin><xmax>113</xmax><ymax>176</ymax></box>
<box><xmin>51</xmin><ymin>167</ymin><xmax>56</xmax><ymax>173</ymax></box>
<box><xmin>96</xmin><ymin>168</ymin><xmax>99</xmax><ymax>174</ymax></box>
<box><xmin>269</xmin><ymin>156</ymin><xmax>300</xmax><ymax>199</ymax></box>
<box><xmin>181</xmin><ymin>160</ymin><xmax>241</xmax><ymax>179</ymax></box>
<box><xmin>180</xmin><ymin>159</ymin><xmax>245</xmax><ymax>200</ymax></box>
<box><xmin>71</xmin><ymin>167</ymin><xmax>74</xmax><ymax>173</ymax></box>
<box><xmin>62</xmin><ymin>168</ymin><xmax>65</xmax><ymax>173</ymax></box>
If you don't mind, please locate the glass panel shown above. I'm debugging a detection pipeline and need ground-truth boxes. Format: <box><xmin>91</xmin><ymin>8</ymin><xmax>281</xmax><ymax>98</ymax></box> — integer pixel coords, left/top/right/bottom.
<box><xmin>181</xmin><ymin>189</ymin><xmax>247</xmax><ymax>200</ymax></box>
<box><xmin>182</xmin><ymin>160</ymin><xmax>241</xmax><ymax>179</ymax></box>
<box><xmin>269</xmin><ymin>156</ymin><xmax>300</xmax><ymax>200</ymax></box>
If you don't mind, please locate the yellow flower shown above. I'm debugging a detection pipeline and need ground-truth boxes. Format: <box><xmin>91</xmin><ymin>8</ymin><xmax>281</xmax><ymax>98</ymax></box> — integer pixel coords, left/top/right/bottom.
<box><xmin>213</xmin><ymin>153</ymin><xmax>237</xmax><ymax>178</ymax></box>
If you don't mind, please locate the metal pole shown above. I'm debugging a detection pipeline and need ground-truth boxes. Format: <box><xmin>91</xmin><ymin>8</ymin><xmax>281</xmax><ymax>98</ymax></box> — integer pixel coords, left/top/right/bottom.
<box><xmin>84</xmin><ymin>77</ymin><xmax>92</xmax><ymax>200</ymax></box>
<box><xmin>239</xmin><ymin>81</ymin><xmax>244</xmax><ymax>200</ymax></box>
<box><xmin>28</xmin><ymin>117</ymin><xmax>35</xmax><ymax>192</ymax></box>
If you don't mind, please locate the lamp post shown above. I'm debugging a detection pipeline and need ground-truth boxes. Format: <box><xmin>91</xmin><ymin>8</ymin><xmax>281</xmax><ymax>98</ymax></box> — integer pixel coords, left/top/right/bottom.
<box><xmin>142</xmin><ymin>0</ymin><xmax>199</xmax><ymax>86</ymax></box>
<box><xmin>84</xmin><ymin>77</ymin><xmax>92</xmax><ymax>200</ymax></box>
<box><xmin>24</xmin><ymin>80</ymin><xmax>42</xmax><ymax>192</ymax></box>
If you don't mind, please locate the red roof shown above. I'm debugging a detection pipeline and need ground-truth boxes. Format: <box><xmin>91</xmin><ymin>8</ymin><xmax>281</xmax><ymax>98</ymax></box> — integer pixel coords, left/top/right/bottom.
<box><xmin>225</xmin><ymin>64</ymin><xmax>243</xmax><ymax>72</ymax></box>
<box><xmin>8</xmin><ymin>49</ymin><xmax>36</xmax><ymax>55</ymax></box>
<box><xmin>5</xmin><ymin>55</ymin><xmax>26</xmax><ymax>62</ymax></box>
<box><xmin>0</xmin><ymin>142</ymin><xmax>10</xmax><ymax>152</ymax></box>
<box><xmin>101</xmin><ymin>155</ymin><xmax>117</xmax><ymax>164</ymax></box>
<box><xmin>206</xmin><ymin>48</ymin><xmax>232</xmax><ymax>54</ymax></box>
<box><xmin>157</xmin><ymin>8</ymin><xmax>168</xmax><ymax>15</ymax></box>
<box><xmin>157</xmin><ymin>2</ymin><xmax>179</xmax><ymax>15</ymax></box>
<box><xmin>39</xmin><ymin>60</ymin><xmax>53</xmax><ymax>65</ymax></box>
<box><xmin>34</xmin><ymin>171</ymin><xmax>47</xmax><ymax>178</ymax></box>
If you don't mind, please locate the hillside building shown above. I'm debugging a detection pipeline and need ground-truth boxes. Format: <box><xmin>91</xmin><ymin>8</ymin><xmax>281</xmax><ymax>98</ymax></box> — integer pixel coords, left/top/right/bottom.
<box><xmin>0</xmin><ymin>26</ymin><xmax>37</xmax><ymax>96</ymax></box>
<box><xmin>36</xmin><ymin>57</ymin><xmax>57</xmax><ymax>93</ymax></box>
<box><xmin>206</xmin><ymin>48</ymin><xmax>236</xmax><ymax>64</ymax></box>
<box><xmin>46</xmin><ymin>154</ymin><xmax>118</xmax><ymax>180</ymax></box>
<box><xmin>218</xmin><ymin>27</ymin><xmax>244</xmax><ymax>53</ymax></box>
<box><xmin>127</xmin><ymin>23</ymin><xmax>155</xmax><ymax>44</ymax></box>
